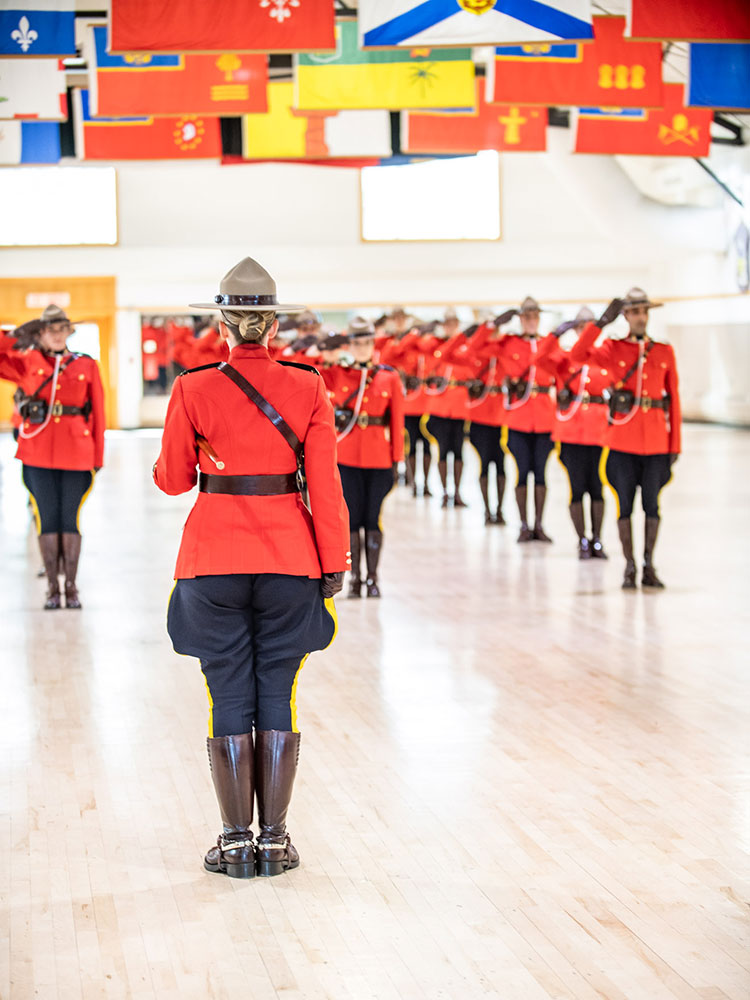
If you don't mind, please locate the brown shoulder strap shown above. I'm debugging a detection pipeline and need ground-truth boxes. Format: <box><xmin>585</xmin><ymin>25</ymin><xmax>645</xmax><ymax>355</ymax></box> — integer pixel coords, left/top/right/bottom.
<box><xmin>217</xmin><ymin>362</ymin><xmax>302</xmax><ymax>458</ymax></box>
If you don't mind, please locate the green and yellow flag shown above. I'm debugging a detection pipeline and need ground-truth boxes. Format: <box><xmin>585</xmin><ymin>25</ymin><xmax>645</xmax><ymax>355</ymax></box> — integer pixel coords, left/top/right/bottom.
<box><xmin>294</xmin><ymin>20</ymin><xmax>475</xmax><ymax>111</ymax></box>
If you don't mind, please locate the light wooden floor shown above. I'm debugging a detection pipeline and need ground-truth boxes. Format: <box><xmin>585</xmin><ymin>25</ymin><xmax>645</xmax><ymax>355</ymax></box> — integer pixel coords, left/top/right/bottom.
<box><xmin>1</xmin><ymin>425</ymin><xmax>748</xmax><ymax>1000</ymax></box>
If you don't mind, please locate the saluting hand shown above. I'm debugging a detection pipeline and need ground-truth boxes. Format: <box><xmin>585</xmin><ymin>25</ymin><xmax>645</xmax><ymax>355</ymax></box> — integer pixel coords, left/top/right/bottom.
<box><xmin>320</xmin><ymin>572</ymin><xmax>344</xmax><ymax>598</ymax></box>
<box><xmin>669</xmin><ymin>454</ymin><xmax>679</xmax><ymax>467</ymax></box>
<box><xmin>596</xmin><ymin>298</ymin><xmax>623</xmax><ymax>329</ymax></box>
<box><xmin>553</xmin><ymin>320</ymin><xmax>578</xmax><ymax>338</ymax></box>
<box><xmin>494</xmin><ymin>308</ymin><xmax>519</xmax><ymax>328</ymax></box>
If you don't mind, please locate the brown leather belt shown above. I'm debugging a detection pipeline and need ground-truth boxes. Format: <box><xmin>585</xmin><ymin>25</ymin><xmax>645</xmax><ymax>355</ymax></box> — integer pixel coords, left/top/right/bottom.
<box><xmin>337</xmin><ymin>410</ymin><xmax>389</xmax><ymax>428</ymax></box>
<box><xmin>51</xmin><ymin>401</ymin><xmax>90</xmax><ymax>417</ymax></box>
<box><xmin>639</xmin><ymin>397</ymin><xmax>669</xmax><ymax>411</ymax></box>
<box><xmin>199</xmin><ymin>472</ymin><xmax>300</xmax><ymax>495</ymax></box>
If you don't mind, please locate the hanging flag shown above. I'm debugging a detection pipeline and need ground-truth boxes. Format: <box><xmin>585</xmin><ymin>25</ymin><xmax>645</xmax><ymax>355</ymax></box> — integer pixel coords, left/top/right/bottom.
<box><xmin>403</xmin><ymin>80</ymin><xmax>546</xmax><ymax>152</ymax></box>
<box><xmin>295</xmin><ymin>19</ymin><xmax>475</xmax><ymax>110</ymax></box>
<box><xmin>0</xmin><ymin>2</ymin><xmax>75</xmax><ymax>56</ymax></box>
<box><xmin>88</xmin><ymin>26</ymin><xmax>268</xmax><ymax>117</ymax></box>
<box><xmin>0</xmin><ymin>120</ymin><xmax>61</xmax><ymax>162</ymax></box>
<box><xmin>628</xmin><ymin>0</ymin><xmax>750</xmax><ymax>43</ymax></box>
<box><xmin>359</xmin><ymin>0</ymin><xmax>593</xmax><ymax>48</ymax></box>
<box><xmin>109</xmin><ymin>0</ymin><xmax>335</xmax><ymax>54</ymax></box>
<box><xmin>574</xmin><ymin>84</ymin><xmax>712</xmax><ymax>156</ymax></box>
<box><xmin>487</xmin><ymin>16</ymin><xmax>663</xmax><ymax>108</ymax></box>
<box><xmin>688</xmin><ymin>43</ymin><xmax>750</xmax><ymax>110</ymax></box>
<box><xmin>242</xmin><ymin>81</ymin><xmax>391</xmax><ymax>159</ymax></box>
<box><xmin>74</xmin><ymin>89</ymin><xmax>222</xmax><ymax>160</ymax></box>
<box><xmin>0</xmin><ymin>57</ymin><xmax>67</xmax><ymax>118</ymax></box>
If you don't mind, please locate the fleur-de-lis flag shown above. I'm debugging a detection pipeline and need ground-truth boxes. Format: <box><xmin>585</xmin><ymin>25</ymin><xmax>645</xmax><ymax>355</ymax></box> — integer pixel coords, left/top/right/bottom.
<box><xmin>0</xmin><ymin>2</ymin><xmax>75</xmax><ymax>56</ymax></box>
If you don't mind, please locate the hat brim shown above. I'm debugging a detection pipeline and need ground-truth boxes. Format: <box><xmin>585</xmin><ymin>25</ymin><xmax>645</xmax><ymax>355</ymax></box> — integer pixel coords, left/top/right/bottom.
<box><xmin>188</xmin><ymin>302</ymin><xmax>307</xmax><ymax>313</ymax></box>
<box><xmin>622</xmin><ymin>300</ymin><xmax>663</xmax><ymax>311</ymax></box>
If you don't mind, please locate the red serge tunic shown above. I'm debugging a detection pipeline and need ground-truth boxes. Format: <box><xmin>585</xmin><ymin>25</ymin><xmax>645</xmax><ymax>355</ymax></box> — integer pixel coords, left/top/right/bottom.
<box><xmin>321</xmin><ymin>363</ymin><xmax>405</xmax><ymax>469</ymax></box>
<box><xmin>535</xmin><ymin>342</ymin><xmax>609</xmax><ymax>447</ymax></box>
<box><xmin>153</xmin><ymin>343</ymin><xmax>350</xmax><ymax>580</ymax></box>
<box><xmin>570</xmin><ymin>323</ymin><xmax>682</xmax><ymax>455</ymax></box>
<box><xmin>0</xmin><ymin>336</ymin><xmax>105</xmax><ymax>470</ymax></box>
<box><xmin>422</xmin><ymin>333</ymin><xmax>473</xmax><ymax>421</ymax></box>
<box><xmin>462</xmin><ymin>323</ymin><xmax>505</xmax><ymax>428</ymax></box>
<box><xmin>475</xmin><ymin>333</ymin><xmax>557</xmax><ymax>434</ymax></box>
<box><xmin>382</xmin><ymin>331</ymin><xmax>430</xmax><ymax>418</ymax></box>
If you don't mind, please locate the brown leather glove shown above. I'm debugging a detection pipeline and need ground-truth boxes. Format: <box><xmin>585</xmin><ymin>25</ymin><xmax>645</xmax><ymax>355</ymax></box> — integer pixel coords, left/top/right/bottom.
<box><xmin>669</xmin><ymin>453</ymin><xmax>679</xmax><ymax>467</ymax></box>
<box><xmin>320</xmin><ymin>572</ymin><xmax>344</xmax><ymax>598</ymax></box>
<box><xmin>493</xmin><ymin>308</ymin><xmax>519</xmax><ymax>328</ymax></box>
<box><xmin>553</xmin><ymin>319</ymin><xmax>578</xmax><ymax>338</ymax></box>
<box><xmin>596</xmin><ymin>298</ymin><xmax>623</xmax><ymax>329</ymax></box>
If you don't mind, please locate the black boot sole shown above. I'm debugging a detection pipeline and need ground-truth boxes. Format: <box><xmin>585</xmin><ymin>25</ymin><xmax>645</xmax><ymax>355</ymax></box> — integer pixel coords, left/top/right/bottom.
<box><xmin>204</xmin><ymin>859</ymin><xmax>256</xmax><ymax>878</ymax></box>
<box><xmin>256</xmin><ymin>857</ymin><xmax>300</xmax><ymax>878</ymax></box>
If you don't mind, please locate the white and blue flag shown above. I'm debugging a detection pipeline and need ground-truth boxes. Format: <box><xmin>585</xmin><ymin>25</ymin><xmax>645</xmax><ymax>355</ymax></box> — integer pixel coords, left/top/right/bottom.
<box><xmin>0</xmin><ymin>1</ymin><xmax>75</xmax><ymax>57</ymax></box>
<box><xmin>359</xmin><ymin>0</ymin><xmax>593</xmax><ymax>49</ymax></box>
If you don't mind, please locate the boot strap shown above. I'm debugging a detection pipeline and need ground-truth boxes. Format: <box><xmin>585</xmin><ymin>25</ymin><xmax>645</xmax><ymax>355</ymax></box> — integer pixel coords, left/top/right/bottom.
<box><xmin>219</xmin><ymin>835</ymin><xmax>254</xmax><ymax>852</ymax></box>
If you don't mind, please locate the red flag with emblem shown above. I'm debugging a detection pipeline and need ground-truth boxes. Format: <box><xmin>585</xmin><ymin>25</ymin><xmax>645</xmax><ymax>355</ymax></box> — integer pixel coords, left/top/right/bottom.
<box><xmin>109</xmin><ymin>0</ymin><xmax>335</xmax><ymax>53</ymax></box>
<box><xmin>75</xmin><ymin>89</ymin><xmax>222</xmax><ymax>159</ymax></box>
<box><xmin>574</xmin><ymin>83</ymin><xmax>712</xmax><ymax>157</ymax></box>
<box><xmin>629</xmin><ymin>0</ymin><xmax>750</xmax><ymax>42</ymax></box>
<box><xmin>488</xmin><ymin>16</ymin><xmax>664</xmax><ymax>108</ymax></box>
<box><xmin>403</xmin><ymin>80</ymin><xmax>547</xmax><ymax>154</ymax></box>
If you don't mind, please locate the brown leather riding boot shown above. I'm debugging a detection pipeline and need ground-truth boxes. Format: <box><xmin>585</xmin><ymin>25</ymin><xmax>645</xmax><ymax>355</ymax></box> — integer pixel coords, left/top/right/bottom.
<box><xmin>495</xmin><ymin>474</ymin><xmax>506</xmax><ymax>525</ymax></box>
<box><xmin>61</xmin><ymin>532</ymin><xmax>82</xmax><ymax>609</ymax></box>
<box><xmin>348</xmin><ymin>530</ymin><xmax>362</xmax><ymax>598</ymax></box>
<box><xmin>569</xmin><ymin>501</ymin><xmax>590</xmax><ymax>559</ymax></box>
<box><xmin>255</xmin><ymin>730</ymin><xmax>301</xmax><ymax>878</ymax></box>
<box><xmin>590</xmin><ymin>499</ymin><xmax>607</xmax><ymax>559</ymax></box>
<box><xmin>38</xmin><ymin>533</ymin><xmax>62</xmax><ymax>609</ymax></box>
<box><xmin>422</xmin><ymin>449</ymin><xmax>432</xmax><ymax>496</ymax></box>
<box><xmin>365</xmin><ymin>529</ymin><xmax>383</xmax><ymax>597</ymax></box>
<box><xmin>453</xmin><ymin>459</ymin><xmax>467</xmax><ymax>507</ymax></box>
<box><xmin>617</xmin><ymin>518</ymin><xmax>636</xmax><ymax>589</ymax></box>
<box><xmin>533</xmin><ymin>484</ymin><xmax>552</xmax><ymax>542</ymax></box>
<box><xmin>641</xmin><ymin>516</ymin><xmax>665</xmax><ymax>589</ymax></box>
<box><xmin>480</xmin><ymin>475</ymin><xmax>493</xmax><ymax>524</ymax></box>
<box><xmin>515</xmin><ymin>484</ymin><xmax>532</xmax><ymax>541</ymax></box>
<box><xmin>204</xmin><ymin>733</ymin><xmax>255</xmax><ymax>878</ymax></box>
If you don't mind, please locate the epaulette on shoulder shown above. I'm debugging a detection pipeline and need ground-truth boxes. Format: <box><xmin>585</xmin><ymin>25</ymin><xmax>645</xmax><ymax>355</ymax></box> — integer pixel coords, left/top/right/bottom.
<box><xmin>277</xmin><ymin>360</ymin><xmax>320</xmax><ymax>375</ymax></box>
<box><xmin>178</xmin><ymin>362</ymin><xmax>222</xmax><ymax>376</ymax></box>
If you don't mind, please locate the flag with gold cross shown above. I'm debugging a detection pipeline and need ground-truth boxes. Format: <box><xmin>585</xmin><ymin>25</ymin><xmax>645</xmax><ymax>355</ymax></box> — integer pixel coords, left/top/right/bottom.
<box><xmin>402</xmin><ymin>80</ymin><xmax>546</xmax><ymax>153</ymax></box>
<box><xmin>87</xmin><ymin>25</ymin><xmax>267</xmax><ymax>117</ymax></box>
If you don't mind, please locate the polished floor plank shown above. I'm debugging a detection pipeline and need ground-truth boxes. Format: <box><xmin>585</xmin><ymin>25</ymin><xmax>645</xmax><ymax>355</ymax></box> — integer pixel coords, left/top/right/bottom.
<box><xmin>1</xmin><ymin>424</ymin><xmax>748</xmax><ymax>999</ymax></box>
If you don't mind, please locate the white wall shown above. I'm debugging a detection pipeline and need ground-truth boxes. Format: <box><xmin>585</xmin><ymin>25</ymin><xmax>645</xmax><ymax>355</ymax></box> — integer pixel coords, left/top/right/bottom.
<box><xmin>1</xmin><ymin>129</ymin><xmax>748</xmax><ymax>425</ymax></box>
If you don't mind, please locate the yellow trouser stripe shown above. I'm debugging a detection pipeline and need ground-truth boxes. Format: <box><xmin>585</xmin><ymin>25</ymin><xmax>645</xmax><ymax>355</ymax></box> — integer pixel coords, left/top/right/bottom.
<box><xmin>419</xmin><ymin>413</ymin><xmax>440</xmax><ymax>460</ymax></box>
<box><xmin>26</xmin><ymin>489</ymin><xmax>42</xmax><ymax>535</ymax></box>
<box><xmin>289</xmin><ymin>596</ymin><xmax>339</xmax><ymax>735</ymax></box>
<box><xmin>598</xmin><ymin>446</ymin><xmax>620</xmax><ymax>519</ymax></box>
<box><xmin>75</xmin><ymin>470</ymin><xmax>97</xmax><ymax>533</ymax></box>
<box><xmin>201</xmin><ymin>669</ymin><xmax>215</xmax><ymax>738</ymax></box>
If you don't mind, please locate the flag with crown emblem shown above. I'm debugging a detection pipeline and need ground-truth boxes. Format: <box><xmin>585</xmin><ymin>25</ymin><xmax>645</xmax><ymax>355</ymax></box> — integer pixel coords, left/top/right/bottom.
<box><xmin>109</xmin><ymin>0</ymin><xmax>335</xmax><ymax>53</ymax></box>
<box><xmin>0</xmin><ymin>56</ymin><xmax>67</xmax><ymax>118</ymax></box>
<box><xmin>74</xmin><ymin>89</ymin><xmax>222</xmax><ymax>159</ymax></box>
<box><xmin>87</xmin><ymin>26</ymin><xmax>267</xmax><ymax>117</ymax></box>
<box><xmin>574</xmin><ymin>84</ymin><xmax>712</xmax><ymax>156</ymax></box>
<box><xmin>0</xmin><ymin>2</ymin><xmax>75</xmax><ymax>56</ymax></box>
<box><xmin>295</xmin><ymin>19</ymin><xmax>475</xmax><ymax>110</ymax></box>
<box><xmin>359</xmin><ymin>0</ymin><xmax>593</xmax><ymax>48</ymax></box>
<box><xmin>402</xmin><ymin>80</ymin><xmax>546</xmax><ymax>152</ymax></box>
<box><xmin>487</xmin><ymin>16</ymin><xmax>664</xmax><ymax>108</ymax></box>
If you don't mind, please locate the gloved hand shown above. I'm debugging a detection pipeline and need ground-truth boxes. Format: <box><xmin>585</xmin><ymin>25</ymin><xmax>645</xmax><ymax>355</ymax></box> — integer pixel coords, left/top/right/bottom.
<box><xmin>596</xmin><ymin>298</ymin><xmax>623</xmax><ymax>329</ymax></box>
<box><xmin>553</xmin><ymin>320</ymin><xmax>578</xmax><ymax>338</ymax></box>
<box><xmin>320</xmin><ymin>572</ymin><xmax>344</xmax><ymax>598</ymax></box>
<box><xmin>494</xmin><ymin>308</ymin><xmax>519</xmax><ymax>328</ymax></box>
<box><xmin>462</xmin><ymin>323</ymin><xmax>479</xmax><ymax>338</ymax></box>
<box><xmin>669</xmin><ymin>453</ymin><xmax>679</xmax><ymax>467</ymax></box>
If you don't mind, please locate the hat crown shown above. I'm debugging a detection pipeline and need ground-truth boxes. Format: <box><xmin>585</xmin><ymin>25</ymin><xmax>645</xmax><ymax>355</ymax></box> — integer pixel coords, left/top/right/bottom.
<box><xmin>520</xmin><ymin>296</ymin><xmax>540</xmax><ymax>313</ymax></box>
<box><xmin>41</xmin><ymin>304</ymin><xmax>70</xmax><ymax>324</ymax></box>
<box><xmin>348</xmin><ymin>316</ymin><xmax>375</xmax><ymax>336</ymax></box>
<box><xmin>575</xmin><ymin>306</ymin><xmax>595</xmax><ymax>323</ymax></box>
<box><xmin>219</xmin><ymin>257</ymin><xmax>277</xmax><ymax>300</ymax></box>
<box><xmin>622</xmin><ymin>286</ymin><xmax>648</xmax><ymax>306</ymax></box>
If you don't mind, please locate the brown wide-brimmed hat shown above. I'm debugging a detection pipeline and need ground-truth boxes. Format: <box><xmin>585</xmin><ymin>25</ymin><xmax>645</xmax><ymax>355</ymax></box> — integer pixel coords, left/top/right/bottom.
<box><xmin>443</xmin><ymin>307</ymin><xmax>460</xmax><ymax>323</ymax></box>
<box><xmin>348</xmin><ymin>316</ymin><xmax>375</xmax><ymax>339</ymax></box>
<box><xmin>41</xmin><ymin>304</ymin><xmax>74</xmax><ymax>325</ymax></box>
<box><xmin>574</xmin><ymin>306</ymin><xmax>595</xmax><ymax>324</ymax></box>
<box><xmin>189</xmin><ymin>257</ymin><xmax>305</xmax><ymax>313</ymax></box>
<box><xmin>519</xmin><ymin>296</ymin><xmax>541</xmax><ymax>314</ymax></box>
<box><xmin>621</xmin><ymin>286</ymin><xmax>663</xmax><ymax>311</ymax></box>
<box><xmin>318</xmin><ymin>332</ymin><xmax>349</xmax><ymax>351</ymax></box>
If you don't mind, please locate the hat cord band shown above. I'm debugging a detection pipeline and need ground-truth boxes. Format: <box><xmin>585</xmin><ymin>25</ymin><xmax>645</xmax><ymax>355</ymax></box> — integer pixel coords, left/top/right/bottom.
<box><xmin>214</xmin><ymin>293</ymin><xmax>277</xmax><ymax>306</ymax></box>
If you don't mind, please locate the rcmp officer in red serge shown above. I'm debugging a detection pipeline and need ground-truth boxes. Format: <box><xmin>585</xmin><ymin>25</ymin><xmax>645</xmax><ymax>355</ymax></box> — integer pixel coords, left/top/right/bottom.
<box><xmin>320</xmin><ymin>317</ymin><xmax>405</xmax><ymax>599</ymax></box>
<box><xmin>538</xmin><ymin>306</ymin><xmax>610</xmax><ymax>558</ymax></box>
<box><xmin>0</xmin><ymin>305</ymin><xmax>105</xmax><ymax>609</ymax></box>
<box><xmin>570</xmin><ymin>289</ymin><xmax>681</xmax><ymax>589</ymax></box>
<box><xmin>154</xmin><ymin>257</ymin><xmax>350</xmax><ymax>879</ymax></box>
